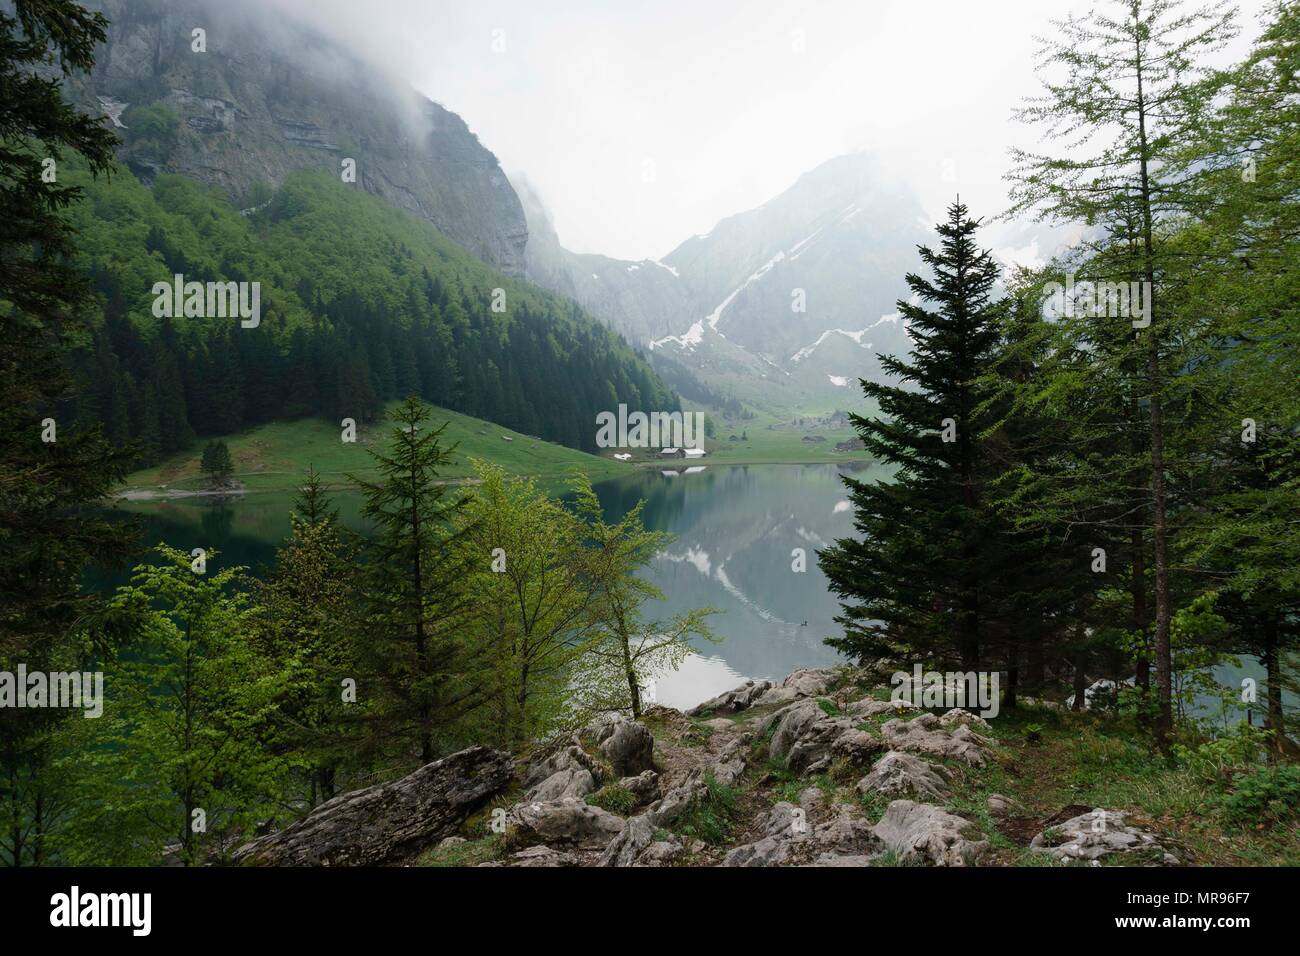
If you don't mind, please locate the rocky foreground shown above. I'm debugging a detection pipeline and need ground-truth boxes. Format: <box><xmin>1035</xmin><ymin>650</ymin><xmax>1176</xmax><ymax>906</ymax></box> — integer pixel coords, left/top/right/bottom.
<box><xmin>233</xmin><ymin>666</ymin><xmax>1180</xmax><ymax>867</ymax></box>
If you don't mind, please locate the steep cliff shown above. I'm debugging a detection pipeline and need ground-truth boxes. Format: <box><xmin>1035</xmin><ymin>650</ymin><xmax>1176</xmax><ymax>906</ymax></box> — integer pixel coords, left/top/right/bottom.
<box><xmin>72</xmin><ymin>0</ymin><xmax>528</xmax><ymax>275</ymax></box>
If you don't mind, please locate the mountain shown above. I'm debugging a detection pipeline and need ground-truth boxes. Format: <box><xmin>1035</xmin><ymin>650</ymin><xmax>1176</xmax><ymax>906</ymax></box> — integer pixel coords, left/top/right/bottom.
<box><xmin>69</xmin><ymin>0</ymin><xmax>528</xmax><ymax>275</ymax></box>
<box><xmin>517</xmin><ymin>153</ymin><xmax>932</xmax><ymax>413</ymax></box>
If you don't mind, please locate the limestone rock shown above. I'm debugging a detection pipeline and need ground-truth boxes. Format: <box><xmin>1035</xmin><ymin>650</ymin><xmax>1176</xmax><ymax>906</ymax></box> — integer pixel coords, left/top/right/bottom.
<box><xmin>721</xmin><ymin>802</ymin><xmax>878</xmax><ymax>867</ymax></box>
<box><xmin>687</xmin><ymin>680</ymin><xmax>773</xmax><ymax>716</ymax></box>
<box><xmin>521</xmin><ymin>740</ymin><xmax>599</xmax><ymax>802</ymax></box>
<box><xmin>846</xmin><ymin>697</ymin><xmax>920</xmax><ymax>718</ymax></box>
<box><xmin>597</xmin><ymin>718</ymin><xmax>656</xmax><ymax>777</ymax></box>
<box><xmin>233</xmin><ymin>746</ymin><xmax>512</xmax><ymax>866</ymax></box>
<box><xmin>599</xmin><ymin>732</ymin><xmax>752</xmax><ymax>867</ymax></box>
<box><xmin>1065</xmin><ymin>678</ymin><xmax>1135</xmax><ymax>711</ymax></box>
<box><xmin>939</xmin><ymin>708</ymin><xmax>992</xmax><ymax>732</ymax></box>
<box><xmin>986</xmin><ymin>793</ymin><xmax>1027</xmax><ymax>818</ymax></box>
<box><xmin>1030</xmin><ymin>809</ymin><xmax>1179</xmax><ymax>865</ymax></box>
<box><xmin>872</xmin><ymin>799</ymin><xmax>989</xmax><ymax>866</ymax></box>
<box><xmin>782</xmin><ymin>668</ymin><xmax>838</xmax><ymax>697</ymax></box>
<box><xmin>881</xmin><ymin>715</ymin><xmax>992</xmax><ymax>767</ymax></box>
<box><xmin>481</xmin><ymin>845</ymin><xmax>581</xmax><ymax>868</ymax></box>
<box><xmin>506</xmin><ymin>798</ymin><xmax>625</xmax><ymax>850</ymax></box>
<box><xmin>856</xmin><ymin>751</ymin><xmax>952</xmax><ymax>801</ymax></box>
<box><xmin>619</xmin><ymin>770</ymin><xmax>661</xmax><ymax>806</ymax></box>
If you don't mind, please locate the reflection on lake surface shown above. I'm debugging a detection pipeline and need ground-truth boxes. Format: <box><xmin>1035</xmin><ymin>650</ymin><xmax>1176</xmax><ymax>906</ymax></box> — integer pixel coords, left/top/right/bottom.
<box><xmin>102</xmin><ymin>462</ymin><xmax>1277</xmax><ymax>715</ymax></box>
<box><xmin>591</xmin><ymin>464</ymin><xmax>873</xmax><ymax>706</ymax></box>
<box><xmin>104</xmin><ymin>463</ymin><xmax>874</xmax><ymax>708</ymax></box>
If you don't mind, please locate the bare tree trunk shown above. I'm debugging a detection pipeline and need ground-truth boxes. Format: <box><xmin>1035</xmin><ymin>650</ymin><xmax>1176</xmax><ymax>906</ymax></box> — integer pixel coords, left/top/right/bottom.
<box><xmin>1071</xmin><ymin>652</ymin><xmax>1088</xmax><ymax>712</ymax></box>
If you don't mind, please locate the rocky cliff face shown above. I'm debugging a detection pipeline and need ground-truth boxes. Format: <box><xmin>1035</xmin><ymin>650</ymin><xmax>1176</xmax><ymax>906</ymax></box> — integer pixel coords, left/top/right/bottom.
<box><xmin>74</xmin><ymin>0</ymin><xmax>528</xmax><ymax>275</ymax></box>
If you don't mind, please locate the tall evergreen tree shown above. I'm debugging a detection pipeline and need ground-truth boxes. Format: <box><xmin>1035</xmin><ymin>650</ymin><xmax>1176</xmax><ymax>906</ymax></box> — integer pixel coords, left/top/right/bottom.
<box><xmin>1006</xmin><ymin>0</ymin><xmax>1238</xmax><ymax>746</ymax></box>
<box><xmin>350</xmin><ymin>398</ymin><xmax>482</xmax><ymax>764</ymax></box>
<box><xmin>0</xmin><ymin>0</ymin><xmax>135</xmax><ymax>866</ymax></box>
<box><xmin>820</xmin><ymin>202</ymin><xmax>1011</xmax><ymax>673</ymax></box>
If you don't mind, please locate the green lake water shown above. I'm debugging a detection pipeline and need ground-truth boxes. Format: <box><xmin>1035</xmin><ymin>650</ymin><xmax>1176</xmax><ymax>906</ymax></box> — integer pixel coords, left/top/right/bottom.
<box><xmin>101</xmin><ymin>462</ymin><xmax>1277</xmax><ymax>718</ymax></box>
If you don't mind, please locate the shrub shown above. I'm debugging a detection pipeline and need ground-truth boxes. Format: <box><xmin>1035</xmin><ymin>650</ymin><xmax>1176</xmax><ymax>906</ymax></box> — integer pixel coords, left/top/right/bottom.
<box><xmin>1218</xmin><ymin>764</ymin><xmax>1300</xmax><ymax>826</ymax></box>
<box><xmin>1173</xmin><ymin>723</ymin><xmax>1269</xmax><ymax>784</ymax></box>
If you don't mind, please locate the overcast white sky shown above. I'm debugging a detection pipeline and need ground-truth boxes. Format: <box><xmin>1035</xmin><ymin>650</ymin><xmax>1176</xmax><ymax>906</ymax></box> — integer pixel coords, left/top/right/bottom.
<box><xmin>271</xmin><ymin>0</ymin><xmax>1269</xmax><ymax>262</ymax></box>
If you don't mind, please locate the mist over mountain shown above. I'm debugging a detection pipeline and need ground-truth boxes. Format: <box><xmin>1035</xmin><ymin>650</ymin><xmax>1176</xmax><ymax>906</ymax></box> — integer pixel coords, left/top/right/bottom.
<box><xmin>517</xmin><ymin>153</ymin><xmax>932</xmax><ymax>410</ymax></box>
<box><xmin>69</xmin><ymin>0</ymin><xmax>529</xmax><ymax>275</ymax></box>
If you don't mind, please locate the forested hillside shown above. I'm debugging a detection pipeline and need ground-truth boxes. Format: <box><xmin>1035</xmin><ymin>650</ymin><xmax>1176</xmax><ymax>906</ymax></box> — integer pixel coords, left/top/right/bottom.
<box><xmin>60</xmin><ymin>161</ymin><xmax>677</xmax><ymax>465</ymax></box>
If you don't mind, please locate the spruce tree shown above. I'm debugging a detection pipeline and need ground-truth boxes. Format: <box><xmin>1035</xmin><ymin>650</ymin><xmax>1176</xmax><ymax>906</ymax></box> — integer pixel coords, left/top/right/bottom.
<box><xmin>820</xmin><ymin>201</ymin><xmax>1011</xmax><ymax>673</ymax></box>
<box><xmin>0</xmin><ymin>0</ymin><xmax>135</xmax><ymax>865</ymax></box>
<box><xmin>1005</xmin><ymin>0</ymin><xmax>1239</xmax><ymax>746</ymax></box>
<box><xmin>200</xmin><ymin>439</ymin><xmax>234</xmax><ymax>489</ymax></box>
<box><xmin>350</xmin><ymin>398</ymin><xmax>483</xmax><ymax>764</ymax></box>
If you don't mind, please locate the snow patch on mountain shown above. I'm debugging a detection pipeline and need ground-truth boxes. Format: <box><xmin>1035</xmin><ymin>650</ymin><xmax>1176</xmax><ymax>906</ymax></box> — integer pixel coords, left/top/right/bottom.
<box><xmin>706</xmin><ymin>250</ymin><xmax>787</xmax><ymax>331</ymax></box>
<box><xmin>789</xmin><ymin>327</ymin><xmax>874</xmax><ymax>363</ymax></box>
<box><xmin>650</xmin><ymin>320</ymin><xmax>706</xmax><ymax>351</ymax></box>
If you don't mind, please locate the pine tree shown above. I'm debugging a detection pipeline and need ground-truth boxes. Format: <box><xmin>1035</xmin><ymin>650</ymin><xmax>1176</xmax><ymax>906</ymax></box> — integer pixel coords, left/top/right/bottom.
<box><xmin>1006</xmin><ymin>0</ymin><xmax>1240</xmax><ymax>746</ymax></box>
<box><xmin>350</xmin><ymin>398</ymin><xmax>483</xmax><ymax>764</ymax></box>
<box><xmin>255</xmin><ymin>473</ymin><xmax>359</xmax><ymax>806</ymax></box>
<box><xmin>200</xmin><ymin>440</ymin><xmax>234</xmax><ymax>489</ymax></box>
<box><xmin>820</xmin><ymin>201</ymin><xmax>1010</xmax><ymax>672</ymax></box>
<box><xmin>0</xmin><ymin>0</ymin><xmax>135</xmax><ymax>866</ymax></box>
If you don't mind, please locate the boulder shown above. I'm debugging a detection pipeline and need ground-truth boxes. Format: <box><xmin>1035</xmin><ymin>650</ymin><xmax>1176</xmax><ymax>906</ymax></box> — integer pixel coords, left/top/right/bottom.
<box><xmin>846</xmin><ymin>697</ymin><xmax>920</xmax><ymax>719</ymax></box>
<box><xmin>798</xmin><ymin>787</ymin><xmax>827</xmax><ymax>814</ymax></box>
<box><xmin>1030</xmin><ymin>809</ymin><xmax>1179</xmax><ymax>865</ymax></box>
<box><xmin>619</xmin><ymin>770</ymin><xmax>661</xmax><ymax>806</ymax></box>
<box><xmin>520</xmin><ymin>740</ymin><xmax>599</xmax><ymax>802</ymax></box>
<box><xmin>939</xmin><ymin>708</ymin><xmax>992</xmax><ymax>732</ymax></box>
<box><xmin>764</xmin><ymin>699</ymin><xmax>884</xmax><ymax>775</ymax></box>
<box><xmin>856</xmin><ymin>751</ymin><xmax>952</xmax><ymax>801</ymax></box>
<box><xmin>829</xmin><ymin>727</ymin><xmax>886</xmax><ymax>767</ymax></box>
<box><xmin>687</xmin><ymin>680</ymin><xmax>773</xmax><ymax>716</ymax></box>
<box><xmin>233</xmin><ymin>746</ymin><xmax>513</xmax><ymax>866</ymax></box>
<box><xmin>597</xmin><ymin>718</ymin><xmax>655</xmax><ymax>777</ymax></box>
<box><xmin>872</xmin><ymin>799</ymin><xmax>989</xmax><ymax>866</ymax></box>
<box><xmin>720</xmin><ymin>803</ymin><xmax>805</xmax><ymax>867</ymax></box>
<box><xmin>481</xmin><ymin>845</ymin><xmax>580</xmax><ymax>868</ymax></box>
<box><xmin>721</xmin><ymin>803</ymin><xmax>878</xmax><ymax>867</ymax></box>
<box><xmin>506</xmin><ymin>798</ymin><xmax>625</xmax><ymax>850</ymax></box>
<box><xmin>782</xmin><ymin>668</ymin><xmax>838</xmax><ymax>697</ymax></box>
<box><xmin>986</xmin><ymin>793</ymin><xmax>1027</xmax><ymax>818</ymax></box>
<box><xmin>880</xmin><ymin>715</ymin><xmax>992</xmax><ymax>767</ymax></box>
<box><xmin>597</xmin><ymin>813</ymin><xmax>657</xmax><ymax>867</ymax></box>
<box><xmin>752</xmin><ymin>668</ymin><xmax>837</xmax><ymax>708</ymax></box>
<box><xmin>599</xmin><ymin>732</ymin><xmax>752</xmax><ymax>867</ymax></box>
<box><xmin>528</xmin><ymin>768</ymin><xmax>595</xmax><ymax>802</ymax></box>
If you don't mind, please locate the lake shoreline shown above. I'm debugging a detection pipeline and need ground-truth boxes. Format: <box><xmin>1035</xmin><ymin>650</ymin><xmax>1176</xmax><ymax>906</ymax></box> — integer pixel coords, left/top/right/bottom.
<box><xmin>113</xmin><ymin>456</ymin><xmax>875</xmax><ymax>499</ymax></box>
